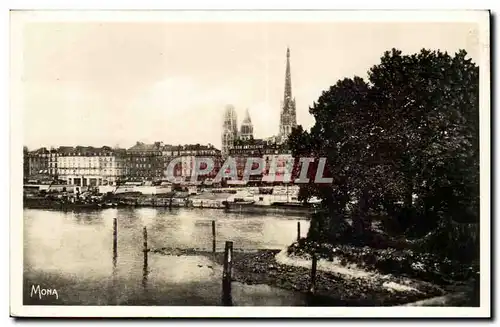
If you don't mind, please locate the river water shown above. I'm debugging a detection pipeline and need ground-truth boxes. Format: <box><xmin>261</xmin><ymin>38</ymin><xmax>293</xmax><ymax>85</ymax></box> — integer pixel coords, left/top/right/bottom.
<box><xmin>23</xmin><ymin>207</ymin><xmax>312</xmax><ymax>306</ymax></box>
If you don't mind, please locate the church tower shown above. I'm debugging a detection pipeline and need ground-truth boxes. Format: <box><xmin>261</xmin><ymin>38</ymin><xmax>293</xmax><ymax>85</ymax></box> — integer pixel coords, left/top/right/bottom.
<box><xmin>239</xmin><ymin>109</ymin><xmax>254</xmax><ymax>141</ymax></box>
<box><xmin>221</xmin><ymin>104</ymin><xmax>238</xmax><ymax>158</ymax></box>
<box><xmin>279</xmin><ymin>47</ymin><xmax>297</xmax><ymax>143</ymax></box>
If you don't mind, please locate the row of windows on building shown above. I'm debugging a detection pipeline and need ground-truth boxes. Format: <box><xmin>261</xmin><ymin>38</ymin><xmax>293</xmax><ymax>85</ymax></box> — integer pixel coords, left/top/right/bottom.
<box><xmin>29</xmin><ymin>152</ymin><xmax>223</xmax><ymax>161</ymax></box>
<box><xmin>127</xmin><ymin>157</ymin><xmax>162</xmax><ymax>162</ymax></box>
<box><xmin>58</xmin><ymin>163</ymin><xmax>124</xmax><ymax>168</ymax></box>
<box><xmin>129</xmin><ymin>171</ymin><xmax>164</xmax><ymax>177</ymax></box>
<box><xmin>57</xmin><ymin>169</ymin><xmax>124</xmax><ymax>175</ymax></box>
<box><xmin>58</xmin><ymin>157</ymin><xmax>116</xmax><ymax>161</ymax></box>
<box><xmin>126</xmin><ymin>152</ymin><xmax>162</xmax><ymax>157</ymax></box>
<box><xmin>126</xmin><ymin>151</ymin><xmax>219</xmax><ymax>156</ymax></box>
<box><xmin>32</xmin><ymin>153</ymin><xmax>115</xmax><ymax>157</ymax></box>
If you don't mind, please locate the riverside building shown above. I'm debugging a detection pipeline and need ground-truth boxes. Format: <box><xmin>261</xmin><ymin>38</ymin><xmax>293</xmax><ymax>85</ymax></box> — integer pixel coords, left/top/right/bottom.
<box><xmin>56</xmin><ymin>146</ymin><xmax>125</xmax><ymax>186</ymax></box>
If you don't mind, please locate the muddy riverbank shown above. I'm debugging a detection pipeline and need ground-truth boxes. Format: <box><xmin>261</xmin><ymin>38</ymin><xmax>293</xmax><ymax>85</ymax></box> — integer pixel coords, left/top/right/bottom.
<box><xmin>152</xmin><ymin>247</ymin><xmax>465</xmax><ymax>306</ymax></box>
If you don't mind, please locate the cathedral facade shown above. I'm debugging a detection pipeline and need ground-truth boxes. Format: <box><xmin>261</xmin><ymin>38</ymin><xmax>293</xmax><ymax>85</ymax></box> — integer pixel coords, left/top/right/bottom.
<box><xmin>221</xmin><ymin>47</ymin><xmax>297</xmax><ymax>157</ymax></box>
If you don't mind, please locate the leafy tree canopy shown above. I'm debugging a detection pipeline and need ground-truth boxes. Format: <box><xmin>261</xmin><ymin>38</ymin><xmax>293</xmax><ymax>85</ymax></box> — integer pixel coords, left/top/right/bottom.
<box><xmin>289</xmin><ymin>48</ymin><xmax>479</xmax><ymax>245</ymax></box>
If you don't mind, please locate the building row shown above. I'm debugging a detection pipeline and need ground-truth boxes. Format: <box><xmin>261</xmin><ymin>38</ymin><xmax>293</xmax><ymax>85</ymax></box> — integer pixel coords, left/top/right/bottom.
<box><xmin>24</xmin><ymin>139</ymin><xmax>295</xmax><ymax>187</ymax></box>
<box><xmin>24</xmin><ymin>143</ymin><xmax>222</xmax><ymax>186</ymax></box>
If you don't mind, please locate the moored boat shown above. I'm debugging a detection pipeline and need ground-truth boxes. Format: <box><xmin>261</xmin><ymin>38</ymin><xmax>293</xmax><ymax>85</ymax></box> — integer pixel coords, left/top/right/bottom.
<box><xmin>222</xmin><ymin>200</ymin><xmax>320</xmax><ymax>215</ymax></box>
<box><xmin>23</xmin><ymin>198</ymin><xmax>102</xmax><ymax>210</ymax></box>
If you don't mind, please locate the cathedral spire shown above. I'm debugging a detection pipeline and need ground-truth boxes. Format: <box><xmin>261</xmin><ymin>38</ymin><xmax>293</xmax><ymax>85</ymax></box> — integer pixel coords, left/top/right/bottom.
<box><xmin>279</xmin><ymin>47</ymin><xmax>297</xmax><ymax>142</ymax></box>
<box><xmin>284</xmin><ymin>47</ymin><xmax>292</xmax><ymax>105</ymax></box>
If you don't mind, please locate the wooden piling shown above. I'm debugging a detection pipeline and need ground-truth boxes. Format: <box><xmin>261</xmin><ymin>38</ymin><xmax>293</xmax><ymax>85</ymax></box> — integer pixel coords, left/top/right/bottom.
<box><xmin>222</xmin><ymin>241</ymin><xmax>233</xmax><ymax>306</ymax></box>
<box><xmin>112</xmin><ymin>218</ymin><xmax>117</xmax><ymax>268</ymax></box>
<box><xmin>309</xmin><ymin>254</ymin><xmax>318</xmax><ymax>294</ymax></box>
<box><xmin>297</xmin><ymin>221</ymin><xmax>301</xmax><ymax>241</ymax></box>
<box><xmin>212</xmin><ymin>220</ymin><xmax>216</xmax><ymax>253</ymax></box>
<box><xmin>142</xmin><ymin>226</ymin><xmax>148</xmax><ymax>288</ymax></box>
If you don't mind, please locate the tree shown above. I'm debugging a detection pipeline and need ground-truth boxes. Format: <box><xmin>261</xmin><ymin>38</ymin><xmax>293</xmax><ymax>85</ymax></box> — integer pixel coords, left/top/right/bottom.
<box><xmin>368</xmin><ymin>48</ymin><xmax>479</xmax><ymax>234</ymax></box>
<box><xmin>289</xmin><ymin>48</ymin><xmax>479</xmax><ymax>248</ymax></box>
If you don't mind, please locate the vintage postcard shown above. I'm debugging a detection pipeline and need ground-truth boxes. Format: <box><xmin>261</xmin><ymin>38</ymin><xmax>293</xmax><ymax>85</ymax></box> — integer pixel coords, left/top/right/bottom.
<box><xmin>10</xmin><ymin>10</ymin><xmax>490</xmax><ymax>318</ymax></box>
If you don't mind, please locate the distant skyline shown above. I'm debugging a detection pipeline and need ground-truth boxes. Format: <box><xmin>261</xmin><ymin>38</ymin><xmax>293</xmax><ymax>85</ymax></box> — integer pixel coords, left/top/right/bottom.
<box><xmin>20</xmin><ymin>20</ymin><xmax>479</xmax><ymax>150</ymax></box>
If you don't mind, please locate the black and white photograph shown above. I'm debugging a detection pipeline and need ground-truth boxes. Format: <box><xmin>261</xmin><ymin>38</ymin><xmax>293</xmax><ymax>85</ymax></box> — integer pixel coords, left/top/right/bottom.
<box><xmin>9</xmin><ymin>9</ymin><xmax>490</xmax><ymax>318</ymax></box>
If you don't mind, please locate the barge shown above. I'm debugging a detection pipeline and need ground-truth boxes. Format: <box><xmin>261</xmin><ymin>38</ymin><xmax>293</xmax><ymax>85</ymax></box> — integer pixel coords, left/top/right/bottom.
<box><xmin>222</xmin><ymin>200</ymin><xmax>321</xmax><ymax>215</ymax></box>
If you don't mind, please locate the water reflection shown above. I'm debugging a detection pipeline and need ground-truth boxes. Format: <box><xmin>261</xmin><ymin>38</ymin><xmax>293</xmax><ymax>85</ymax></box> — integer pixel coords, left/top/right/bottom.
<box><xmin>25</xmin><ymin>207</ymin><xmax>310</xmax><ymax>271</ymax></box>
<box><xmin>148</xmin><ymin>255</ymin><xmax>220</xmax><ymax>284</ymax></box>
<box><xmin>23</xmin><ymin>207</ymin><xmax>311</xmax><ymax>305</ymax></box>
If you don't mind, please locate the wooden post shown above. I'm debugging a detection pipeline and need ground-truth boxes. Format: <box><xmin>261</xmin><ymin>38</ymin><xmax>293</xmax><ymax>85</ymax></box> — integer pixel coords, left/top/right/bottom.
<box><xmin>109</xmin><ymin>217</ymin><xmax>118</xmax><ymax>304</ymax></box>
<box><xmin>297</xmin><ymin>221</ymin><xmax>301</xmax><ymax>241</ymax></box>
<box><xmin>142</xmin><ymin>226</ymin><xmax>148</xmax><ymax>288</ymax></box>
<box><xmin>112</xmin><ymin>218</ymin><xmax>117</xmax><ymax>268</ymax></box>
<box><xmin>309</xmin><ymin>254</ymin><xmax>317</xmax><ymax>294</ymax></box>
<box><xmin>212</xmin><ymin>220</ymin><xmax>216</xmax><ymax>253</ymax></box>
<box><xmin>222</xmin><ymin>241</ymin><xmax>233</xmax><ymax>306</ymax></box>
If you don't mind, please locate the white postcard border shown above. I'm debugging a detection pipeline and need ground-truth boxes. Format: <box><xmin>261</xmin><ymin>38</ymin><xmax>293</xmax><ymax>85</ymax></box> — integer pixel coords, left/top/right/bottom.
<box><xmin>9</xmin><ymin>9</ymin><xmax>491</xmax><ymax>318</ymax></box>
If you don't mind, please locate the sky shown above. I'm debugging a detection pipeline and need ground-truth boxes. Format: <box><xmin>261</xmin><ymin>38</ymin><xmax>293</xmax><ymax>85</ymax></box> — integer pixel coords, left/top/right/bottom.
<box><xmin>20</xmin><ymin>21</ymin><xmax>480</xmax><ymax>150</ymax></box>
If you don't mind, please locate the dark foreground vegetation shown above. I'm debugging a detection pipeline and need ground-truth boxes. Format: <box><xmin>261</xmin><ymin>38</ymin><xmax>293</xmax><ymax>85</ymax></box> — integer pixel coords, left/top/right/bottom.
<box><xmin>285</xmin><ymin>48</ymin><xmax>480</xmax><ymax>305</ymax></box>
